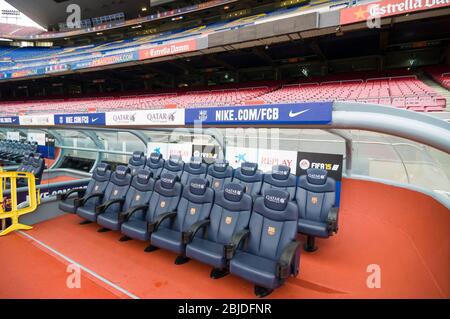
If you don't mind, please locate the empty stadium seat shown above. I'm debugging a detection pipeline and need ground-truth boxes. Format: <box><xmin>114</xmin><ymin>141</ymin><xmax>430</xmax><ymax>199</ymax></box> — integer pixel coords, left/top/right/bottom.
<box><xmin>180</xmin><ymin>156</ymin><xmax>207</xmax><ymax>185</ymax></box>
<box><xmin>261</xmin><ymin>165</ymin><xmax>297</xmax><ymax>200</ymax></box>
<box><xmin>161</xmin><ymin>155</ymin><xmax>184</xmax><ymax>179</ymax></box>
<box><xmin>232</xmin><ymin>162</ymin><xmax>263</xmax><ymax>197</ymax></box>
<box><xmin>16</xmin><ymin>153</ymin><xmax>33</xmax><ymax>173</ymax></box>
<box><xmin>206</xmin><ymin>159</ymin><xmax>233</xmax><ymax>191</ymax></box>
<box><xmin>27</xmin><ymin>153</ymin><xmax>45</xmax><ymax>186</ymax></box>
<box><xmin>185</xmin><ymin>182</ymin><xmax>252</xmax><ymax>278</ymax></box>
<box><xmin>97</xmin><ymin>169</ymin><xmax>155</xmax><ymax>232</ymax></box>
<box><xmin>149</xmin><ymin>178</ymin><xmax>214</xmax><ymax>264</ymax></box>
<box><xmin>58</xmin><ymin>163</ymin><xmax>112</xmax><ymax>213</ymax></box>
<box><xmin>76</xmin><ymin>165</ymin><xmax>131</xmax><ymax>223</ymax></box>
<box><xmin>295</xmin><ymin>168</ymin><xmax>339</xmax><ymax>252</ymax></box>
<box><xmin>145</xmin><ymin>152</ymin><xmax>165</xmax><ymax>179</ymax></box>
<box><xmin>120</xmin><ymin>173</ymin><xmax>182</xmax><ymax>246</ymax></box>
<box><xmin>229</xmin><ymin>189</ymin><xmax>300</xmax><ymax>297</ymax></box>
<box><xmin>128</xmin><ymin>151</ymin><xmax>147</xmax><ymax>176</ymax></box>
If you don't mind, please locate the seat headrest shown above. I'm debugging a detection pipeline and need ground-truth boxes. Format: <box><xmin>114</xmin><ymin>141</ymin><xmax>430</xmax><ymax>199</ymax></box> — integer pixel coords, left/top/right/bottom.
<box><xmin>96</xmin><ymin>163</ymin><xmax>111</xmax><ymax>175</ymax></box>
<box><xmin>189</xmin><ymin>178</ymin><xmax>209</xmax><ymax>195</ymax></box>
<box><xmin>136</xmin><ymin>169</ymin><xmax>153</xmax><ymax>184</ymax></box>
<box><xmin>213</xmin><ymin>159</ymin><xmax>229</xmax><ymax>172</ymax></box>
<box><xmin>160</xmin><ymin>173</ymin><xmax>178</xmax><ymax>189</ymax></box>
<box><xmin>149</xmin><ymin>152</ymin><xmax>162</xmax><ymax>163</ymax></box>
<box><xmin>23</xmin><ymin>152</ymin><xmax>33</xmax><ymax>161</ymax></box>
<box><xmin>188</xmin><ymin>156</ymin><xmax>203</xmax><ymax>169</ymax></box>
<box><xmin>264</xmin><ymin>189</ymin><xmax>290</xmax><ymax>211</ymax></box>
<box><xmin>169</xmin><ymin>154</ymin><xmax>182</xmax><ymax>165</ymax></box>
<box><xmin>241</xmin><ymin>162</ymin><xmax>258</xmax><ymax>176</ymax></box>
<box><xmin>223</xmin><ymin>183</ymin><xmax>245</xmax><ymax>202</ymax></box>
<box><xmin>272</xmin><ymin>165</ymin><xmax>291</xmax><ymax>180</ymax></box>
<box><xmin>306</xmin><ymin>168</ymin><xmax>328</xmax><ymax>185</ymax></box>
<box><xmin>115</xmin><ymin>165</ymin><xmax>131</xmax><ymax>179</ymax></box>
<box><xmin>130</xmin><ymin>151</ymin><xmax>145</xmax><ymax>163</ymax></box>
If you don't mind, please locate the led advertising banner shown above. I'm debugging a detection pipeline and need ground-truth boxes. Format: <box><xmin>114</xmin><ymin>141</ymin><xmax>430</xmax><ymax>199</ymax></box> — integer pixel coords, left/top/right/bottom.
<box><xmin>54</xmin><ymin>113</ymin><xmax>106</xmax><ymax>126</ymax></box>
<box><xmin>138</xmin><ymin>39</ymin><xmax>198</xmax><ymax>60</ymax></box>
<box><xmin>147</xmin><ymin>142</ymin><xmax>193</xmax><ymax>162</ymax></box>
<box><xmin>0</xmin><ymin>116</ymin><xmax>19</xmax><ymax>125</ymax></box>
<box><xmin>192</xmin><ymin>144</ymin><xmax>219</xmax><ymax>164</ymax></box>
<box><xmin>19</xmin><ymin>114</ymin><xmax>55</xmax><ymax>126</ymax></box>
<box><xmin>106</xmin><ymin>109</ymin><xmax>185</xmax><ymax>126</ymax></box>
<box><xmin>340</xmin><ymin>0</ymin><xmax>450</xmax><ymax>25</ymax></box>
<box><xmin>185</xmin><ymin>102</ymin><xmax>333</xmax><ymax>125</ymax></box>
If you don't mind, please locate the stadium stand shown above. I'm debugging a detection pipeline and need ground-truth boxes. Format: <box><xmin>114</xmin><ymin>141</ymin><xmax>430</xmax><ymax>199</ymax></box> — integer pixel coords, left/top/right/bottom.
<box><xmin>261</xmin><ymin>73</ymin><xmax>447</xmax><ymax>112</ymax></box>
<box><xmin>0</xmin><ymin>23</ymin><xmax>43</xmax><ymax>37</ymax></box>
<box><xmin>425</xmin><ymin>65</ymin><xmax>450</xmax><ymax>90</ymax></box>
<box><xmin>0</xmin><ymin>72</ymin><xmax>446</xmax><ymax>115</ymax></box>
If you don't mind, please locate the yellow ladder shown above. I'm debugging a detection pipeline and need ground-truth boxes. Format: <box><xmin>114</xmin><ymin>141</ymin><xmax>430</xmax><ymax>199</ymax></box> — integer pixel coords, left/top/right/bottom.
<box><xmin>0</xmin><ymin>171</ymin><xmax>40</xmax><ymax>236</ymax></box>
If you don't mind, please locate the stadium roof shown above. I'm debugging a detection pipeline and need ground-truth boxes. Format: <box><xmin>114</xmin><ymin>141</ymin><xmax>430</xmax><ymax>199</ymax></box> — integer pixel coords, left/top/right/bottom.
<box><xmin>5</xmin><ymin>0</ymin><xmax>191</xmax><ymax>29</ymax></box>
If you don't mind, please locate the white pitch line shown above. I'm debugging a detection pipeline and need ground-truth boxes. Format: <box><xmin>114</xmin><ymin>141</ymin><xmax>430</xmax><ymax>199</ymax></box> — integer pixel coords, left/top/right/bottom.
<box><xmin>18</xmin><ymin>231</ymin><xmax>140</xmax><ymax>299</ymax></box>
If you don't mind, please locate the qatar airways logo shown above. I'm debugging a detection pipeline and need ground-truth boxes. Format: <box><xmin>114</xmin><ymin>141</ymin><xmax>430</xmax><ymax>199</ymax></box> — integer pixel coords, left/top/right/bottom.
<box><xmin>368</xmin><ymin>0</ymin><xmax>449</xmax><ymax>17</ymax></box>
<box><xmin>146</xmin><ymin>111</ymin><xmax>176</xmax><ymax>123</ymax></box>
<box><xmin>113</xmin><ymin>113</ymin><xmax>136</xmax><ymax>123</ymax></box>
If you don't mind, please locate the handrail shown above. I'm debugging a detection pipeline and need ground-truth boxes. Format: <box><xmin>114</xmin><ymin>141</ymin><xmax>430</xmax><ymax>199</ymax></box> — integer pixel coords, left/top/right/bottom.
<box><xmin>0</xmin><ymin>171</ymin><xmax>40</xmax><ymax>236</ymax></box>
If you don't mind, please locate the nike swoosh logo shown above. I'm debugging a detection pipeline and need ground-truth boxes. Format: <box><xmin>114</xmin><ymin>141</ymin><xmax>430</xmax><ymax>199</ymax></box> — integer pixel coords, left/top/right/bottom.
<box><xmin>92</xmin><ymin>118</ymin><xmax>99</xmax><ymax>123</ymax></box>
<box><xmin>289</xmin><ymin>109</ymin><xmax>310</xmax><ymax>117</ymax></box>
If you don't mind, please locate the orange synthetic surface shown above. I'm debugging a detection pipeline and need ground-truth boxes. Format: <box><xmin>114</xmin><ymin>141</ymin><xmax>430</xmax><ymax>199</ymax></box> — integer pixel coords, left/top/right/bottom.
<box><xmin>0</xmin><ymin>178</ymin><xmax>448</xmax><ymax>299</ymax></box>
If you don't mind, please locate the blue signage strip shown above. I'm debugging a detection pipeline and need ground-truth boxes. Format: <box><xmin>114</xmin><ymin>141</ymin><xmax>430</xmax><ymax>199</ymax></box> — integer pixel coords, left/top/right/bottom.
<box><xmin>54</xmin><ymin>113</ymin><xmax>106</xmax><ymax>126</ymax></box>
<box><xmin>0</xmin><ymin>116</ymin><xmax>20</xmax><ymax>125</ymax></box>
<box><xmin>185</xmin><ymin>102</ymin><xmax>333</xmax><ymax>125</ymax></box>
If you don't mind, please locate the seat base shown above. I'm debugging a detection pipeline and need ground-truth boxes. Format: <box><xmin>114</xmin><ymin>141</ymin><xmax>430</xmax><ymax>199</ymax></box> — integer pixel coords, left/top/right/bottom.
<box><xmin>97</xmin><ymin>227</ymin><xmax>111</xmax><ymax>233</ymax></box>
<box><xmin>210</xmin><ymin>268</ymin><xmax>229</xmax><ymax>279</ymax></box>
<box><xmin>144</xmin><ymin>244</ymin><xmax>159</xmax><ymax>252</ymax></box>
<box><xmin>175</xmin><ymin>256</ymin><xmax>190</xmax><ymax>265</ymax></box>
<box><xmin>304</xmin><ymin>235</ymin><xmax>318</xmax><ymax>252</ymax></box>
<box><xmin>119</xmin><ymin>235</ymin><xmax>131</xmax><ymax>242</ymax></box>
<box><xmin>79</xmin><ymin>220</ymin><xmax>92</xmax><ymax>225</ymax></box>
<box><xmin>255</xmin><ymin>285</ymin><xmax>273</xmax><ymax>298</ymax></box>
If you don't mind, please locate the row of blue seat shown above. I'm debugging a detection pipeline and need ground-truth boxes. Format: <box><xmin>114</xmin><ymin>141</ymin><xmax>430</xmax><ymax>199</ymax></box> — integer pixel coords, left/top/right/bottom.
<box><xmin>130</xmin><ymin>151</ymin><xmax>301</xmax><ymax>201</ymax></box>
<box><xmin>0</xmin><ymin>140</ymin><xmax>38</xmax><ymax>165</ymax></box>
<box><xmin>58</xmin><ymin>159</ymin><xmax>339</xmax><ymax>297</ymax></box>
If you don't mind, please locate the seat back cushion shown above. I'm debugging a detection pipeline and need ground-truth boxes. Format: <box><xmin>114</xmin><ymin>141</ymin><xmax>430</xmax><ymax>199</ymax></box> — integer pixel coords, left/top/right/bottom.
<box><xmin>102</xmin><ymin>165</ymin><xmax>132</xmax><ymax>212</ymax></box>
<box><xmin>247</xmin><ymin>189</ymin><xmax>298</xmax><ymax>261</ymax></box>
<box><xmin>161</xmin><ymin>154</ymin><xmax>184</xmax><ymax>178</ymax></box>
<box><xmin>180</xmin><ymin>157</ymin><xmax>207</xmax><ymax>185</ymax></box>
<box><xmin>207</xmin><ymin>183</ymin><xmax>252</xmax><ymax>245</ymax></box>
<box><xmin>261</xmin><ymin>165</ymin><xmax>297</xmax><ymax>200</ymax></box>
<box><xmin>123</xmin><ymin>169</ymin><xmax>155</xmax><ymax>212</ymax></box>
<box><xmin>128</xmin><ymin>151</ymin><xmax>147</xmax><ymax>176</ymax></box>
<box><xmin>296</xmin><ymin>168</ymin><xmax>336</xmax><ymax>222</ymax></box>
<box><xmin>145</xmin><ymin>152</ymin><xmax>165</xmax><ymax>178</ymax></box>
<box><xmin>233</xmin><ymin>162</ymin><xmax>263</xmax><ymax>196</ymax></box>
<box><xmin>145</xmin><ymin>173</ymin><xmax>182</xmax><ymax>223</ymax></box>
<box><xmin>170</xmin><ymin>178</ymin><xmax>214</xmax><ymax>232</ymax></box>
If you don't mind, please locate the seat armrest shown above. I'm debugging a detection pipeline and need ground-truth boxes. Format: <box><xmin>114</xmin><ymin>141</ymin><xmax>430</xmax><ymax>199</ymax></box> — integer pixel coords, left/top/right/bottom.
<box><xmin>224</xmin><ymin>229</ymin><xmax>250</xmax><ymax>260</ymax></box>
<box><xmin>153</xmin><ymin>211</ymin><xmax>177</xmax><ymax>232</ymax></box>
<box><xmin>58</xmin><ymin>188</ymin><xmax>86</xmax><ymax>201</ymax></box>
<box><xmin>119</xmin><ymin>205</ymin><xmax>148</xmax><ymax>222</ymax></box>
<box><xmin>95</xmin><ymin>198</ymin><xmax>125</xmax><ymax>214</ymax></box>
<box><xmin>277</xmin><ymin>241</ymin><xmax>301</xmax><ymax>280</ymax></box>
<box><xmin>182</xmin><ymin>219</ymin><xmax>210</xmax><ymax>244</ymax></box>
<box><xmin>81</xmin><ymin>193</ymin><xmax>104</xmax><ymax>206</ymax></box>
<box><xmin>327</xmin><ymin>206</ymin><xmax>339</xmax><ymax>234</ymax></box>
